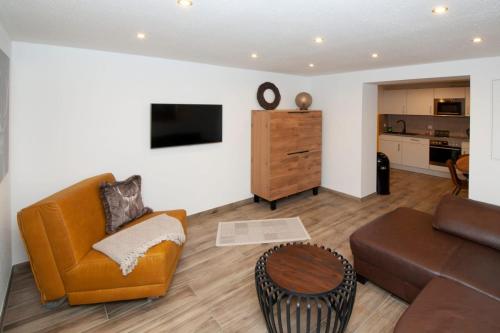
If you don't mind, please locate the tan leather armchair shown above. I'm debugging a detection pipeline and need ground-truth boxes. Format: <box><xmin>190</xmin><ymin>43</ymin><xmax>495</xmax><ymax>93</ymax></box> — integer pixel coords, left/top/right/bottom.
<box><xmin>17</xmin><ymin>173</ymin><xmax>187</xmax><ymax>305</ymax></box>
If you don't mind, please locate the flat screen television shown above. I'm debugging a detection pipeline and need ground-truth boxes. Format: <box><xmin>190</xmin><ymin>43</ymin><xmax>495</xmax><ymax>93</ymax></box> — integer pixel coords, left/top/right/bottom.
<box><xmin>151</xmin><ymin>104</ymin><xmax>222</xmax><ymax>148</ymax></box>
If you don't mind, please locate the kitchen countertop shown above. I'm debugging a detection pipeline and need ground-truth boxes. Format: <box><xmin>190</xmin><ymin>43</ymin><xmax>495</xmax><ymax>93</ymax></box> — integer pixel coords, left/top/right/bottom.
<box><xmin>380</xmin><ymin>132</ymin><xmax>469</xmax><ymax>142</ymax></box>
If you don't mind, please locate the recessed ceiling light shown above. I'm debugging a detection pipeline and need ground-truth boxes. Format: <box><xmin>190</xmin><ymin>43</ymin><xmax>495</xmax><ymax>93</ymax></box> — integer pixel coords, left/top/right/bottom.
<box><xmin>314</xmin><ymin>37</ymin><xmax>324</xmax><ymax>44</ymax></box>
<box><xmin>371</xmin><ymin>53</ymin><xmax>379</xmax><ymax>58</ymax></box>
<box><xmin>432</xmin><ymin>6</ymin><xmax>448</xmax><ymax>14</ymax></box>
<box><xmin>137</xmin><ymin>33</ymin><xmax>146</xmax><ymax>40</ymax></box>
<box><xmin>177</xmin><ymin>0</ymin><xmax>192</xmax><ymax>7</ymax></box>
<box><xmin>309</xmin><ymin>63</ymin><xmax>315</xmax><ymax>68</ymax></box>
<box><xmin>251</xmin><ymin>53</ymin><xmax>258</xmax><ymax>59</ymax></box>
<box><xmin>472</xmin><ymin>37</ymin><xmax>483</xmax><ymax>43</ymax></box>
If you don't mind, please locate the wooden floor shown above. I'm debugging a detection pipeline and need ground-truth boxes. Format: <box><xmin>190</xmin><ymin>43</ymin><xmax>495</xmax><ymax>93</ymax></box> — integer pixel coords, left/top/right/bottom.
<box><xmin>1</xmin><ymin>170</ymin><xmax>463</xmax><ymax>333</ymax></box>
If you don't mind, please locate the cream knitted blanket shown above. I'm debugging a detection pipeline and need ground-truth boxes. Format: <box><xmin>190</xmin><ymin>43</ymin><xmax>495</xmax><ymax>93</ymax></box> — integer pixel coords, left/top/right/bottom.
<box><xmin>93</xmin><ymin>214</ymin><xmax>186</xmax><ymax>276</ymax></box>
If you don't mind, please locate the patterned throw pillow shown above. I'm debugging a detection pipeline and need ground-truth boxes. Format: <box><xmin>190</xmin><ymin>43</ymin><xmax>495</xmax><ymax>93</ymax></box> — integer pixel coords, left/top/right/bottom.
<box><xmin>100</xmin><ymin>175</ymin><xmax>153</xmax><ymax>234</ymax></box>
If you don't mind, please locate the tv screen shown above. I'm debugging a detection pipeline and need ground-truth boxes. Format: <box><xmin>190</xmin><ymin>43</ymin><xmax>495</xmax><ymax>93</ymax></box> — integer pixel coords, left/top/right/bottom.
<box><xmin>151</xmin><ymin>104</ymin><xmax>222</xmax><ymax>148</ymax></box>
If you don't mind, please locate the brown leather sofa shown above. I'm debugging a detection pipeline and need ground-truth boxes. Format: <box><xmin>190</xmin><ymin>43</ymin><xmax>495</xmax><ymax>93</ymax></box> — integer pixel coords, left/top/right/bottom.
<box><xmin>18</xmin><ymin>173</ymin><xmax>187</xmax><ymax>306</ymax></box>
<box><xmin>350</xmin><ymin>195</ymin><xmax>500</xmax><ymax>332</ymax></box>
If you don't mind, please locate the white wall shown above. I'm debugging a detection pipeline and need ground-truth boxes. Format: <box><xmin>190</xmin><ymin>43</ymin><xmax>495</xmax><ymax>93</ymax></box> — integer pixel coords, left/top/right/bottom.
<box><xmin>10</xmin><ymin>42</ymin><xmax>310</xmax><ymax>264</ymax></box>
<box><xmin>312</xmin><ymin>56</ymin><xmax>500</xmax><ymax>201</ymax></box>
<box><xmin>0</xmin><ymin>21</ymin><xmax>11</xmax><ymax>316</ymax></box>
<box><xmin>8</xmin><ymin>41</ymin><xmax>500</xmax><ymax>265</ymax></box>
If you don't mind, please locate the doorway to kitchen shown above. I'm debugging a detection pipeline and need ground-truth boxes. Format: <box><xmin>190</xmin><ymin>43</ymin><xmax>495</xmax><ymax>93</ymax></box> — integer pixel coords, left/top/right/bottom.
<box><xmin>373</xmin><ymin>76</ymin><xmax>471</xmax><ymax>196</ymax></box>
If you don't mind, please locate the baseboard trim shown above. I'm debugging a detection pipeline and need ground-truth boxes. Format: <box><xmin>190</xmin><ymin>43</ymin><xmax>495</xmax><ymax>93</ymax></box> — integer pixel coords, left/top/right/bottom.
<box><xmin>187</xmin><ymin>197</ymin><xmax>253</xmax><ymax>218</ymax></box>
<box><xmin>391</xmin><ymin>164</ymin><xmax>450</xmax><ymax>178</ymax></box>
<box><xmin>0</xmin><ymin>264</ymin><xmax>15</xmax><ymax>333</ymax></box>
<box><xmin>320</xmin><ymin>187</ymin><xmax>376</xmax><ymax>202</ymax></box>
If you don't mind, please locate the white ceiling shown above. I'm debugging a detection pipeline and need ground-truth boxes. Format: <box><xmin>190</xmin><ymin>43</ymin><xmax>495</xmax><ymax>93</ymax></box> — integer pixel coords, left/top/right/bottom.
<box><xmin>1</xmin><ymin>0</ymin><xmax>499</xmax><ymax>75</ymax></box>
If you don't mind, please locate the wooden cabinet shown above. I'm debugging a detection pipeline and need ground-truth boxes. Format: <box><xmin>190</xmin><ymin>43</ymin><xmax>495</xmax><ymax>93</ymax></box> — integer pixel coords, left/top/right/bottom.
<box><xmin>380</xmin><ymin>90</ymin><xmax>406</xmax><ymax>114</ymax></box>
<box><xmin>401</xmin><ymin>138</ymin><xmax>429</xmax><ymax>169</ymax></box>
<box><xmin>379</xmin><ymin>135</ymin><xmax>429</xmax><ymax>169</ymax></box>
<box><xmin>434</xmin><ymin>87</ymin><xmax>466</xmax><ymax>99</ymax></box>
<box><xmin>406</xmin><ymin>88</ymin><xmax>434</xmax><ymax>115</ymax></box>
<box><xmin>465</xmin><ymin>87</ymin><xmax>470</xmax><ymax>116</ymax></box>
<box><xmin>252</xmin><ymin>110</ymin><xmax>322</xmax><ymax>209</ymax></box>
<box><xmin>379</xmin><ymin>137</ymin><xmax>402</xmax><ymax>164</ymax></box>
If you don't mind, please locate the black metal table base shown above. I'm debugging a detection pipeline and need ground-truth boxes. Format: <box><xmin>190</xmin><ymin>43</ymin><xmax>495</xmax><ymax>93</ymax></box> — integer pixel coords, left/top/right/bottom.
<box><xmin>255</xmin><ymin>244</ymin><xmax>357</xmax><ymax>333</ymax></box>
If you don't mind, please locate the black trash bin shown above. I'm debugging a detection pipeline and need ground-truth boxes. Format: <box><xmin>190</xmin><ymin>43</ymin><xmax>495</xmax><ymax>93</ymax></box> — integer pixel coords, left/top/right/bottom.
<box><xmin>377</xmin><ymin>152</ymin><xmax>390</xmax><ymax>195</ymax></box>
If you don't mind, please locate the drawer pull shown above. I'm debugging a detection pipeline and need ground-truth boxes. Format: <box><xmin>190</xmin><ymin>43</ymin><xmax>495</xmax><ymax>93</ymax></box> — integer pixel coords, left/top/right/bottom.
<box><xmin>287</xmin><ymin>150</ymin><xmax>309</xmax><ymax>155</ymax></box>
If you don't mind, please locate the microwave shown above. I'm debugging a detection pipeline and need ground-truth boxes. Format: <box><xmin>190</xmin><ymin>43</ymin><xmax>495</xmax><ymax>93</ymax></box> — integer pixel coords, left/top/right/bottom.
<box><xmin>434</xmin><ymin>98</ymin><xmax>465</xmax><ymax>116</ymax></box>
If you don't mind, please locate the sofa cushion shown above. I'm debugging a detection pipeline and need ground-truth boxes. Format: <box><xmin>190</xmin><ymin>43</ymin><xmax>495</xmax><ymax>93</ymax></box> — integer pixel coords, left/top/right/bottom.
<box><xmin>394</xmin><ymin>277</ymin><xmax>500</xmax><ymax>333</ymax></box>
<box><xmin>100</xmin><ymin>175</ymin><xmax>152</xmax><ymax>234</ymax></box>
<box><xmin>350</xmin><ymin>207</ymin><xmax>463</xmax><ymax>293</ymax></box>
<box><xmin>441</xmin><ymin>241</ymin><xmax>500</xmax><ymax>301</ymax></box>
<box><xmin>433</xmin><ymin>194</ymin><xmax>500</xmax><ymax>251</ymax></box>
<box><xmin>64</xmin><ymin>210</ymin><xmax>187</xmax><ymax>292</ymax></box>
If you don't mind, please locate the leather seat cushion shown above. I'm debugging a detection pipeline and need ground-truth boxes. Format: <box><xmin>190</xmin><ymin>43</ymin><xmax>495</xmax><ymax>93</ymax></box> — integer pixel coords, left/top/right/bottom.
<box><xmin>350</xmin><ymin>207</ymin><xmax>463</xmax><ymax>289</ymax></box>
<box><xmin>395</xmin><ymin>277</ymin><xmax>500</xmax><ymax>333</ymax></box>
<box><xmin>63</xmin><ymin>210</ymin><xmax>187</xmax><ymax>292</ymax></box>
<box><xmin>441</xmin><ymin>241</ymin><xmax>500</xmax><ymax>301</ymax></box>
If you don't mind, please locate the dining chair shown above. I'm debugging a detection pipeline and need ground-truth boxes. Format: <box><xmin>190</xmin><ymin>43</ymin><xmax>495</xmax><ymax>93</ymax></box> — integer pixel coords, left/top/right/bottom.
<box><xmin>446</xmin><ymin>159</ymin><xmax>468</xmax><ymax>195</ymax></box>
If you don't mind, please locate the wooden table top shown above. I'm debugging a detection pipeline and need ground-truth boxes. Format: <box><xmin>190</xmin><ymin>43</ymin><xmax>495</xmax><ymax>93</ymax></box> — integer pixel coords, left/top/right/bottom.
<box><xmin>456</xmin><ymin>155</ymin><xmax>469</xmax><ymax>173</ymax></box>
<box><xmin>266</xmin><ymin>244</ymin><xmax>345</xmax><ymax>294</ymax></box>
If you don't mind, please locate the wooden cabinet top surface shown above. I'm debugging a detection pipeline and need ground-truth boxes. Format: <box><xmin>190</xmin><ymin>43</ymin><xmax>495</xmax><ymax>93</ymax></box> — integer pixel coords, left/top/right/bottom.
<box><xmin>252</xmin><ymin>109</ymin><xmax>322</xmax><ymax>113</ymax></box>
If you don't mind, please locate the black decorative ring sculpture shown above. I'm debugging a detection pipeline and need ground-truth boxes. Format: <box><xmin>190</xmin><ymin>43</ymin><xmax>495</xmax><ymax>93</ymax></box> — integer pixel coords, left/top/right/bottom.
<box><xmin>255</xmin><ymin>243</ymin><xmax>357</xmax><ymax>333</ymax></box>
<box><xmin>257</xmin><ymin>82</ymin><xmax>281</xmax><ymax>110</ymax></box>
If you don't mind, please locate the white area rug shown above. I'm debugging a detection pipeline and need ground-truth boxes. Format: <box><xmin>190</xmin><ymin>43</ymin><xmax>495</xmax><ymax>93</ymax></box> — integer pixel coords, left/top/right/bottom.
<box><xmin>216</xmin><ymin>217</ymin><xmax>310</xmax><ymax>247</ymax></box>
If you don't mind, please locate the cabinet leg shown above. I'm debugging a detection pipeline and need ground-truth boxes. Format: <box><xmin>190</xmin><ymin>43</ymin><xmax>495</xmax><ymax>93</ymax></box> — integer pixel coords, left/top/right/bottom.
<box><xmin>253</xmin><ymin>195</ymin><xmax>260</xmax><ymax>203</ymax></box>
<box><xmin>270</xmin><ymin>201</ymin><xmax>277</xmax><ymax>210</ymax></box>
<box><xmin>312</xmin><ymin>187</ymin><xmax>319</xmax><ymax>196</ymax></box>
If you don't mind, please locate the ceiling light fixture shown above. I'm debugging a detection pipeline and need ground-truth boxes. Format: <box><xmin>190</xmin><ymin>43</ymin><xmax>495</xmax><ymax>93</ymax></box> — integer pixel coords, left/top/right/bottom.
<box><xmin>314</xmin><ymin>37</ymin><xmax>324</xmax><ymax>44</ymax></box>
<box><xmin>472</xmin><ymin>37</ymin><xmax>483</xmax><ymax>43</ymax></box>
<box><xmin>309</xmin><ymin>63</ymin><xmax>315</xmax><ymax>68</ymax></box>
<box><xmin>251</xmin><ymin>53</ymin><xmax>258</xmax><ymax>59</ymax></box>
<box><xmin>432</xmin><ymin>6</ymin><xmax>448</xmax><ymax>15</ymax></box>
<box><xmin>177</xmin><ymin>0</ymin><xmax>192</xmax><ymax>7</ymax></box>
<box><xmin>137</xmin><ymin>33</ymin><xmax>146</xmax><ymax>39</ymax></box>
<box><xmin>371</xmin><ymin>53</ymin><xmax>379</xmax><ymax>58</ymax></box>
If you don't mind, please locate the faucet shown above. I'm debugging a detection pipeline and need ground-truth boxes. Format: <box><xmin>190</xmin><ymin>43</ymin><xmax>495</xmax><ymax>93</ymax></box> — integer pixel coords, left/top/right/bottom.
<box><xmin>396</xmin><ymin>119</ymin><xmax>406</xmax><ymax>134</ymax></box>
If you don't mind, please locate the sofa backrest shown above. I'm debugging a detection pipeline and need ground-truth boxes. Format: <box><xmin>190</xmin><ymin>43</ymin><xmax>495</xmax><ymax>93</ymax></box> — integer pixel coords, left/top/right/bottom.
<box><xmin>17</xmin><ymin>173</ymin><xmax>115</xmax><ymax>302</ymax></box>
<box><xmin>433</xmin><ymin>195</ymin><xmax>500</xmax><ymax>251</ymax></box>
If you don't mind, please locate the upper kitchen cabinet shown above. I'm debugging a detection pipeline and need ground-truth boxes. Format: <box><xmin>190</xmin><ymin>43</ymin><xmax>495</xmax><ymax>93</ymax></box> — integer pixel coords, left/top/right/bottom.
<box><xmin>380</xmin><ymin>89</ymin><xmax>406</xmax><ymax>114</ymax></box>
<box><xmin>406</xmin><ymin>88</ymin><xmax>434</xmax><ymax>115</ymax></box>
<box><xmin>434</xmin><ymin>87</ymin><xmax>466</xmax><ymax>99</ymax></box>
<box><xmin>465</xmin><ymin>87</ymin><xmax>470</xmax><ymax>116</ymax></box>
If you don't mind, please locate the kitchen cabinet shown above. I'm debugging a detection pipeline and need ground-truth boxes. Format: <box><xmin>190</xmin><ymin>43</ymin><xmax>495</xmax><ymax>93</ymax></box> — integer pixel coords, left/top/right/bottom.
<box><xmin>406</xmin><ymin>88</ymin><xmax>434</xmax><ymax>115</ymax></box>
<box><xmin>401</xmin><ymin>138</ymin><xmax>430</xmax><ymax>169</ymax></box>
<box><xmin>461</xmin><ymin>142</ymin><xmax>470</xmax><ymax>155</ymax></box>
<box><xmin>379</xmin><ymin>135</ymin><xmax>429</xmax><ymax>169</ymax></box>
<box><xmin>434</xmin><ymin>87</ymin><xmax>466</xmax><ymax>99</ymax></box>
<box><xmin>379</xmin><ymin>135</ymin><xmax>402</xmax><ymax>164</ymax></box>
<box><xmin>380</xmin><ymin>90</ymin><xmax>406</xmax><ymax>114</ymax></box>
<box><xmin>465</xmin><ymin>87</ymin><xmax>470</xmax><ymax>116</ymax></box>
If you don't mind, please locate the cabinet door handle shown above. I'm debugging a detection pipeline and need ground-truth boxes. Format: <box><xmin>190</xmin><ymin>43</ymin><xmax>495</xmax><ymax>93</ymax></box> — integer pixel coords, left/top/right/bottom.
<box><xmin>398</xmin><ymin>143</ymin><xmax>400</xmax><ymax>151</ymax></box>
<box><xmin>288</xmin><ymin>150</ymin><xmax>309</xmax><ymax>155</ymax></box>
<box><xmin>429</xmin><ymin>105</ymin><xmax>433</xmax><ymax>115</ymax></box>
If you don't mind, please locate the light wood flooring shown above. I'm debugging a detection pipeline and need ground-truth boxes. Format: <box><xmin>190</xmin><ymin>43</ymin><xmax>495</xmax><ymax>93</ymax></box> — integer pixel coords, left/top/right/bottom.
<box><xmin>1</xmin><ymin>170</ymin><xmax>462</xmax><ymax>333</ymax></box>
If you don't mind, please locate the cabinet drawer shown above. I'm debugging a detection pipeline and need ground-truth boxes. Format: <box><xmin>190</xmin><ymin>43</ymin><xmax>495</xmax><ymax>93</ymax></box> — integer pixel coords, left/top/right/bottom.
<box><xmin>270</xmin><ymin>112</ymin><xmax>321</xmax><ymax>157</ymax></box>
<box><xmin>400</xmin><ymin>137</ymin><xmax>429</xmax><ymax>145</ymax></box>
<box><xmin>269</xmin><ymin>151</ymin><xmax>321</xmax><ymax>198</ymax></box>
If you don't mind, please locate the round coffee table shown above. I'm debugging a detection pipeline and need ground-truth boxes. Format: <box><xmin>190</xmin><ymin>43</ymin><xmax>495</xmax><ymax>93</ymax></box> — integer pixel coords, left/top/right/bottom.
<box><xmin>255</xmin><ymin>243</ymin><xmax>356</xmax><ymax>333</ymax></box>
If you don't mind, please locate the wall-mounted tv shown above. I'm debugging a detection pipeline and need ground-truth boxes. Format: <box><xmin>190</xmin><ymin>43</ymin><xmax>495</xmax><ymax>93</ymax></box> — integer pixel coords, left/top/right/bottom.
<box><xmin>151</xmin><ymin>104</ymin><xmax>222</xmax><ymax>148</ymax></box>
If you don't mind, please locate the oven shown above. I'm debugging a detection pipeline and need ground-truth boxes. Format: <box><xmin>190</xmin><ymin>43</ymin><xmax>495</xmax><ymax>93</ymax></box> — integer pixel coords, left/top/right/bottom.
<box><xmin>429</xmin><ymin>142</ymin><xmax>462</xmax><ymax>166</ymax></box>
<box><xmin>434</xmin><ymin>98</ymin><xmax>465</xmax><ymax>116</ymax></box>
